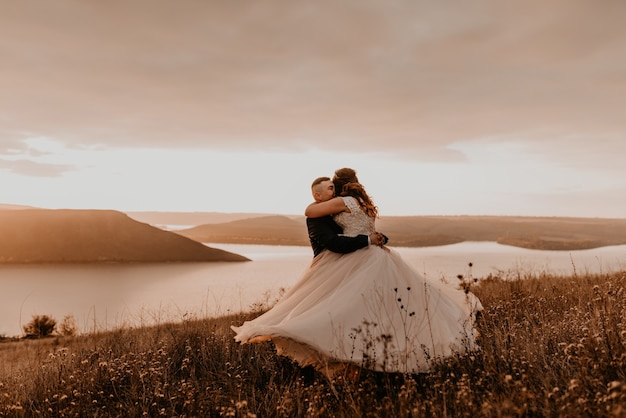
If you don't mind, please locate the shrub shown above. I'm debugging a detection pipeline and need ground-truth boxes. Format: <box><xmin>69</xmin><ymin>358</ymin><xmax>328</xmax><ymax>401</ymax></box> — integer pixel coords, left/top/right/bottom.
<box><xmin>23</xmin><ymin>314</ymin><xmax>57</xmax><ymax>337</ymax></box>
<box><xmin>59</xmin><ymin>314</ymin><xmax>78</xmax><ymax>336</ymax></box>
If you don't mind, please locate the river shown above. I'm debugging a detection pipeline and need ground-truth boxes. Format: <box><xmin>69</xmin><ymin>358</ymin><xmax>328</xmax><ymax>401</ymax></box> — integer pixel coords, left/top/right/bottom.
<box><xmin>1</xmin><ymin>242</ymin><xmax>624</xmax><ymax>337</ymax></box>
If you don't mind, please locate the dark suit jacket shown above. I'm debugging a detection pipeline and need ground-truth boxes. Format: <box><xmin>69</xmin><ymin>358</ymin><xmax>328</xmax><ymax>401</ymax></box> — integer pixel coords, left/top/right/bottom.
<box><xmin>306</xmin><ymin>216</ymin><xmax>369</xmax><ymax>257</ymax></box>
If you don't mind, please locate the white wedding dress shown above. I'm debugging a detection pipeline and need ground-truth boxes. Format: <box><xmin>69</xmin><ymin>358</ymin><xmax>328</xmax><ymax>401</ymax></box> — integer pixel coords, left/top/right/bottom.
<box><xmin>231</xmin><ymin>197</ymin><xmax>483</xmax><ymax>377</ymax></box>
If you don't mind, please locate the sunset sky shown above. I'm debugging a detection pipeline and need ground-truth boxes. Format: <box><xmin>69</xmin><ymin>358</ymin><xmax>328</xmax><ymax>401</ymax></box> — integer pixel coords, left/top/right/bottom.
<box><xmin>1</xmin><ymin>1</ymin><xmax>625</xmax><ymax>218</ymax></box>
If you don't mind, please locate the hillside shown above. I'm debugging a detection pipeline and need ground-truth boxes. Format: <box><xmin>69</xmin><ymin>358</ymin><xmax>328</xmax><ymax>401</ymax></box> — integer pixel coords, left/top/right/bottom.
<box><xmin>127</xmin><ymin>211</ymin><xmax>269</xmax><ymax>227</ymax></box>
<box><xmin>374</xmin><ymin>215</ymin><xmax>626</xmax><ymax>250</ymax></box>
<box><xmin>178</xmin><ymin>215</ymin><xmax>310</xmax><ymax>246</ymax></box>
<box><xmin>0</xmin><ymin>203</ymin><xmax>35</xmax><ymax>210</ymax></box>
<box><xmin>0</xmin><ymin>209</ymin><xmax>249</xmax><ymax>263</ymax></box>
<box><xmin>175</xmin><ymin>214</ymin><xmax>626</xmax><ymax>251</ymax></box>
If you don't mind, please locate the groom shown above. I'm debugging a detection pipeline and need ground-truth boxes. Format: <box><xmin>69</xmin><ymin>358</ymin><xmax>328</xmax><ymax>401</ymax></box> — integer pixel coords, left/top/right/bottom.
<box><xmin>306</xmin><ymin>176</ymin><xmax>385</xmax><ymax>257</ymax></box>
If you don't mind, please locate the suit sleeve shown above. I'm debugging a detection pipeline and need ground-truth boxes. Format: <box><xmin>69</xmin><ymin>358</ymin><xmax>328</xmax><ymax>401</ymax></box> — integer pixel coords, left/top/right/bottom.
<box><xmin>307</xmin><ymin>217</ymin><xmax>369</xmax><ymax>254</ymax></box>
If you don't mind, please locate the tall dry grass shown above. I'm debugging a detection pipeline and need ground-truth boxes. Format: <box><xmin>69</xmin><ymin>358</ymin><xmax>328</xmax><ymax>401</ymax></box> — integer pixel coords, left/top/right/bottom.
<box><xmin>1</xmin><ymin>270</ymin><xmax>625</xmax><ymax>417</ymax></box>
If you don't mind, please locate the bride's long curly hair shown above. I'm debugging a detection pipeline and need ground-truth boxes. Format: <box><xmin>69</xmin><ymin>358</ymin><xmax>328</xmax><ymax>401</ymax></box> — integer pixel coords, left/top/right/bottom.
<box><xmin>333</xmin><ymin>168</ymin><xmax>379</xmax><ymax>218</ymax></box>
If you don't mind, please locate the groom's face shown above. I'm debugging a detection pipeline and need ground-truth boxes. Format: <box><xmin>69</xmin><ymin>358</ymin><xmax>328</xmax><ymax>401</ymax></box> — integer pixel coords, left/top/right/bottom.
<box><xmin>316</xmin><ymin>180</ymin><xmax>336</xmax><ymax>202</ymax></box>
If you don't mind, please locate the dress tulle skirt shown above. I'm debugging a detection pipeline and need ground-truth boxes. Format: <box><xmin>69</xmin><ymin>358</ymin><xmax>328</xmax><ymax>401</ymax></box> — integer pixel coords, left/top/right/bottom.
<box><xmin>231</xmin><ymin>246</ymin><xmax>483</xmax><ymax>376</ymax></box>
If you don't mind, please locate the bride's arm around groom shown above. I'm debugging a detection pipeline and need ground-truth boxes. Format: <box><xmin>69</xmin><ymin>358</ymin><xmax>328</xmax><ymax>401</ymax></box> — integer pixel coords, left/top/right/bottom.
<box><xmin>306</xmin><ymin>176</ymin><xmax>384</xmax><ymax>257</ymax></box>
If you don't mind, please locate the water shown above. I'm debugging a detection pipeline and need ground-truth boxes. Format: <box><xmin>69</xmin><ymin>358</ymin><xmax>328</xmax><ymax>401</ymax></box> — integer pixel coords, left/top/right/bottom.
<box><xmin>1</xmin><ymin>242</ymin><xmax>624</xmax><ymax>337</ymax></box>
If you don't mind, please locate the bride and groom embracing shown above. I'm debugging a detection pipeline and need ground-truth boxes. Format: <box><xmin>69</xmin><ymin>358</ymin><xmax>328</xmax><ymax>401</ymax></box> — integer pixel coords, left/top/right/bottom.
<box><xmin>231</xmin><ymin>168</ymin><xmax>483</xmax><ymax>379</ymax></box>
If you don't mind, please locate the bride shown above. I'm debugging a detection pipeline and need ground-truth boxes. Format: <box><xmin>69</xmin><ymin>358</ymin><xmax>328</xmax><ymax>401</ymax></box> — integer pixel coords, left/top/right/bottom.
<box><xmin>231</xmin><ymin>168</ymin><xmax>483</xmax><ymax>378</ymax></box>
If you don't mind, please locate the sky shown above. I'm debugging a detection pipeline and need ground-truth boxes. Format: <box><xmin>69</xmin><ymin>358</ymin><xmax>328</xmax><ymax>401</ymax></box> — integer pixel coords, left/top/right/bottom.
<box><xmin>1</xmin><ymin>0</ymin><xmax>625</xmax><ymax>218</ymax></box>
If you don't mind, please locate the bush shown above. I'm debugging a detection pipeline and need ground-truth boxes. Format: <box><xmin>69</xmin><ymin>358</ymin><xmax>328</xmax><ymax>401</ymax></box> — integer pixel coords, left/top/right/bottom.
<box><xmin>59</xmin><ymin>314</ymin><xmax>78</xmax><ymax>336</ymax></box>
<box><xmin>23</xmin><ymin>315</ymin><xmax>57</xmax><ymax>337</ymax></box>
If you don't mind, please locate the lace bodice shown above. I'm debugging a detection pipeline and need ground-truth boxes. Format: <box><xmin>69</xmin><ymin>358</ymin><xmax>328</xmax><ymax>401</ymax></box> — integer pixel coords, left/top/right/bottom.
<box><xmin>333</xmin><ymin>196</ymin><xmax>376</xmax><ymax>237</ymax></box>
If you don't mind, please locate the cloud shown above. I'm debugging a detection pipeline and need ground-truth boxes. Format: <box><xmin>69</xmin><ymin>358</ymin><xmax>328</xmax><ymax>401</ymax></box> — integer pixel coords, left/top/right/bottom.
<box><xmin>527</xmin><ymin>186</ymin><xmax>626</xmax><ymax>219</ymax></box>
<box><xmin>0</xmin><ymin>158</ymin><xmax>75</xmax><ymax>177</ymax></box>
<box><xmin>1</xmin><ymin>0</ymin><xmax>625</xmax><ymax>169</ymax></box>
<box><xmin>0</xmin><ymin>138</ymin><xmax>31</xmax><ymax>155</ymax></box>
<box><xmin>522</xmin><ymin>135</ymin><xmax>626</xmax><ymax>174</ymax></box>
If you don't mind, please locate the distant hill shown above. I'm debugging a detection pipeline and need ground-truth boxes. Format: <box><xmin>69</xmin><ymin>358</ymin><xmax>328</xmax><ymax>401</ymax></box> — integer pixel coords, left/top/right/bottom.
<box><xmin>375</xmin><ymin>216</ymin><xmax>626</xmax><ymax>250</ymax></box>
<box><xmin>127</xmin><ymin>211</ymin><xmax>271</xmax><ymax>228</ymax></box>
<box><xmin>178</xmin><ymin>215</ymin><xmax>310</xmax><ymax>246</ymax></box>
<box><xmin>0</xmin><ymin>209</ymin><xmax>249</xmax><ymax>263</ymax></box>
<box><xmin>0</xmin><ymin>203</ymin><xmax>36</xmax><ymax>210</ymax></box>
<box><xmin>175</xmin><ymin>214</ymin><xmax>626</xmax><ymax>251</ymax></box>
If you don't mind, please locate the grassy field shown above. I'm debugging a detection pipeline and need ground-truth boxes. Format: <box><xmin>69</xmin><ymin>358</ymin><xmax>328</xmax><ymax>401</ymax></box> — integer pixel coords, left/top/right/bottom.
<box><xmin>1</xmin><ymin>270</ymin><xmax>625</xmax><ymax>417</ymax></box>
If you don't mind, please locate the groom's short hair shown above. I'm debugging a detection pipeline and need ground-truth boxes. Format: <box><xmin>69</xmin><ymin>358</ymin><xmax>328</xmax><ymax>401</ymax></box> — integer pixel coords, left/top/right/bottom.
<box><xmin>311</xmin><ymin>176</ymin><xmax>331</xmax><ymax>190</ymax></box>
